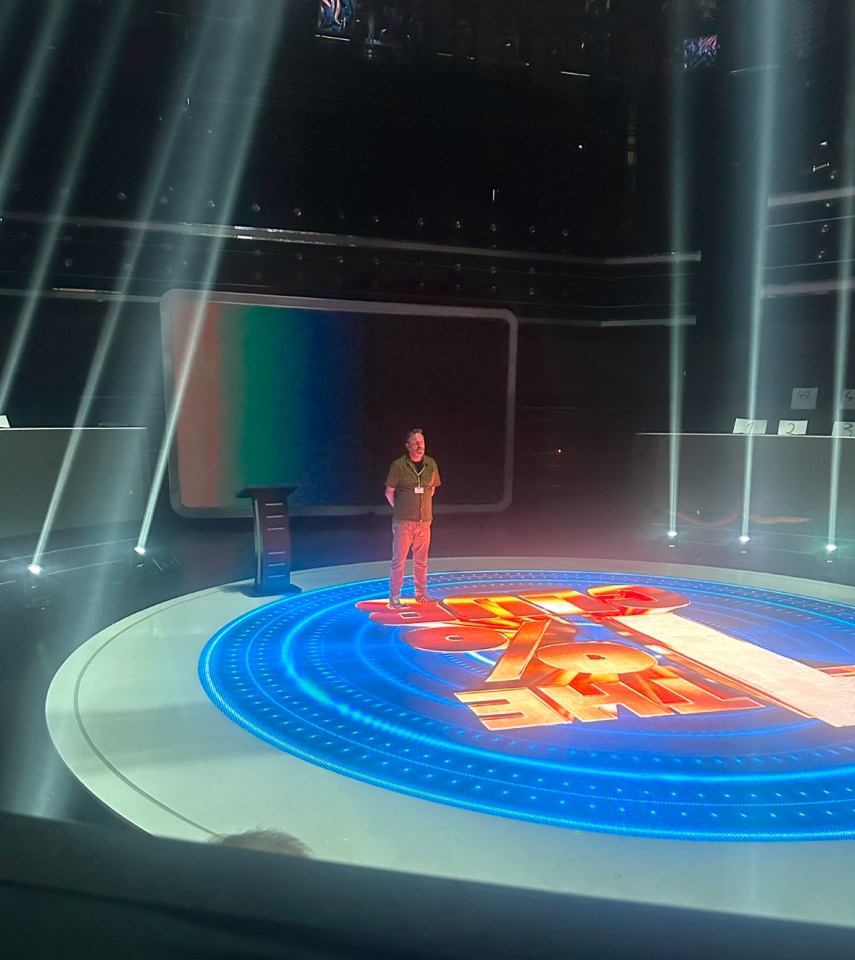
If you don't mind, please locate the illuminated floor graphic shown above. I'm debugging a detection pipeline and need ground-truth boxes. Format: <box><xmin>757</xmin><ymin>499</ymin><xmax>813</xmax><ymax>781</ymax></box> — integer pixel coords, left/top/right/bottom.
<box><xmin>201</xmin><ymin>569</ymin><xmax>855</xmax><ymax>842</ymax></box>
<box><xmin>46</xmin><ymin>559</ymin><xmax>855</xmax><ymax>926</ymax></box>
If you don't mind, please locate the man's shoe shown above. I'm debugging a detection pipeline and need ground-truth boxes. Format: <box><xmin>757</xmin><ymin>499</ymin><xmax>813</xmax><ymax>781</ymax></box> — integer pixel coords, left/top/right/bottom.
<box><xmin>415</xmin><ymin>594</ymin><xmax>438</xmax><ymax>604</ymax></box>
<box><xmin>388</xmin><ymin>597</ymin><xmax>404</xmax><ymax>609</ymax></box>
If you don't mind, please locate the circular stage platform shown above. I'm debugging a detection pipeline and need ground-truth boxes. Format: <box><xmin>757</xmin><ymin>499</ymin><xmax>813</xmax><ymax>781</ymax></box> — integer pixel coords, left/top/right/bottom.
<box><xmin>46</xmin><ymin>557</ymin><xmax>855</xmax><ymax>926</ymax></box>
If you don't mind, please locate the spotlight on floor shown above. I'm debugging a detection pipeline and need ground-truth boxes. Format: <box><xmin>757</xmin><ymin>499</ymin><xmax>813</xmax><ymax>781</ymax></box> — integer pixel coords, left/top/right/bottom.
<box><xmin>666</xmin><ymin>529</ymin><xmax>679</xmax><ymax>551</ymax></box>
<box><xmin>819</xmin><ymin>543</ymin><xmax>850</xmax><ymax>581</ymax></box>
<box><xmin>23</xmin><ymin>564</ymin><xmax>54</xmax><ymax>609</ymax></box>
<box><xmin>128</xmin><ymin>547</ymin><xmax>180</xmax><ymax>581</ymax></box>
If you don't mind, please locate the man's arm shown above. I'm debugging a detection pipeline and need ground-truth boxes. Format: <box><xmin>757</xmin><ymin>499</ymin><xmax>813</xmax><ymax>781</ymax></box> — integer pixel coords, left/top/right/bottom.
<box><xmin>385</xmin><ymin>486</ymin><xmax>396</xmax><ymax>508</ymax></box>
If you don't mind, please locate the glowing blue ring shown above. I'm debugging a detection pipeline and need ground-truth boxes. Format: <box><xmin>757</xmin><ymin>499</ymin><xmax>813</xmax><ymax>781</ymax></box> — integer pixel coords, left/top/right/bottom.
<box><xmin>200</xmin><ymin>570</ymin><xmax>855</xmax><ymax>841</ymax></box>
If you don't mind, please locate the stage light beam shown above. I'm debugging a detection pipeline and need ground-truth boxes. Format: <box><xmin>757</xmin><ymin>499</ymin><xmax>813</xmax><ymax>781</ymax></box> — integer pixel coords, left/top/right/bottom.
<box><xmin>135</xmin><ymin>5</ymin><xmax>286</xmax><ymax>552</ymax></box>
<box><xmin>25</xmin><ymin>1</ymin><xmax>137</xmax><ymax>569</ymax></box>
<box><xmin>666</xmin><ymin>1</ymin><xmax>690</xmax><ymax>540</ymax></box>
<box><xmin>740</xmin><ymin>3</ymin><xmax>782</xmax><ymax>544</ymax></box>
<box><xmin>29</xmin><ymin>5</ymin><xmax>231</xmax><ymax>568</ymax></box>
<box><xmin>0</xmin><ymin>0</ymin><xmax>73</xmax><ymax>414</ymax></box>
<box><xmin>826</xmin><ymin>31</ymin><xmax>855</xmax><ymax>551</ymax></box>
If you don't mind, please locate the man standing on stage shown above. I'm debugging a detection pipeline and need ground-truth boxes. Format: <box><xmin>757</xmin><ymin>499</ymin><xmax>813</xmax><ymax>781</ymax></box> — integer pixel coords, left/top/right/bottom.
<box><xmin>385</xmin><ymin>428</ymin><xmax>441</xmax><ymax>608</ymax></box>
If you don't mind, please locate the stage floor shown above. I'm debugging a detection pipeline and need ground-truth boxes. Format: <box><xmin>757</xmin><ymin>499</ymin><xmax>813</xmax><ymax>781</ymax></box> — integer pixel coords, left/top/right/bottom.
<box><xmin>46</xmin><ymin>557</ymin><xmax>855</xmax><ymax>927</ymax></box>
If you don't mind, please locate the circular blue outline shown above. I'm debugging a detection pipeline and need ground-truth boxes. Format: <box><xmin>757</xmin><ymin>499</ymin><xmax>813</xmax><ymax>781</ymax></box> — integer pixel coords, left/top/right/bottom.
<box><xmin>199</xmin><ymin>570</ymin><xmax>855</xmax><ymax>841</ymax></box>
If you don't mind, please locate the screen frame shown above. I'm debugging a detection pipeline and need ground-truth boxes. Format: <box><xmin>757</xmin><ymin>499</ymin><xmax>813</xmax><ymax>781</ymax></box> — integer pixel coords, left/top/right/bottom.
<box><xmin>160</xmin><ymin>290</ymin><xmax>518</xmax><ymax>518</ymax></box>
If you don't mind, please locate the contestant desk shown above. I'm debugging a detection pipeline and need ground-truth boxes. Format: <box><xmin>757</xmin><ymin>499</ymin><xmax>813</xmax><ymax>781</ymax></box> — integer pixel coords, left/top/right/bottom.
<box><xmin>633</xmin><ymin>432</ymin><xmax>855</xmax><ymax>537</ymax></box>
<box><xmin>0</xmin><ymin>427</ymin><xmax>150</xmax><ymax>540</ymax></box>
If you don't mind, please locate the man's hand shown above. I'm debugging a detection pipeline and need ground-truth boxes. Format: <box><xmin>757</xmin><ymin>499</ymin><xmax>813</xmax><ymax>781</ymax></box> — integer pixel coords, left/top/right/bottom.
<box><xmin>385</xmin><ymin>486</ymin><xmax>396</xmax><ymax>508</ymax></box>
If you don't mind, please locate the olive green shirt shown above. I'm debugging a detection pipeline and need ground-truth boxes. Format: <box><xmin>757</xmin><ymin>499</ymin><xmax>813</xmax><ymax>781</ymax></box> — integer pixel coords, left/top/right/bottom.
<box><xmin>385</xmin><ymin>455</ymin><xmax>441</xmax><ymax>522</ymax></box>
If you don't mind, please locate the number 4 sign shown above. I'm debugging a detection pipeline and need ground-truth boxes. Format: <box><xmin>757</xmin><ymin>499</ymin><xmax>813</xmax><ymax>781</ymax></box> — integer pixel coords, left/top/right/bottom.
<box><xmin>791</xmin><ymin>387</ymin><xmax>818</xmax><ymax>409</ymax></box>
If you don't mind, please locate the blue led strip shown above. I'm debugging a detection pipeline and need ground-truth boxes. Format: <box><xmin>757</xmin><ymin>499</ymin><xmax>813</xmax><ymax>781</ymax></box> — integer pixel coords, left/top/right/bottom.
<box><xmin>199</xmin><ymin>571</ymin><xmax>855</xmax><ymax>841</ymax></box>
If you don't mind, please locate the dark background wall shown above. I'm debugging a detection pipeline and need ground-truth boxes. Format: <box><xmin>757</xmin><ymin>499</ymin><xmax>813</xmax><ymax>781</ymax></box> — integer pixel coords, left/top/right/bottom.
<box><xmin>1</xmin><ymin>0</ymin><xmax>854</xmax><ymax>510</ymax></box>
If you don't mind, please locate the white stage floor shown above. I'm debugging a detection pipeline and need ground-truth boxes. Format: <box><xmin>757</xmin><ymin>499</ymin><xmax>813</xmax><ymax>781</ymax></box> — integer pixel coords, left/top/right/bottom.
<box><xmin>46</xmin><ymin>557</ymin><xmax>855</xmax><ymax>927</ymax></box>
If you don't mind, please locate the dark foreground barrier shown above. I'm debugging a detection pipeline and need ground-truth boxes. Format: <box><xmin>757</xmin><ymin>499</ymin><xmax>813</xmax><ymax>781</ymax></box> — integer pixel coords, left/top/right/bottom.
<box><xmin>2</xmin><ymin>812</ymin><xmax>854</xmax><ymax>960</ymax></box>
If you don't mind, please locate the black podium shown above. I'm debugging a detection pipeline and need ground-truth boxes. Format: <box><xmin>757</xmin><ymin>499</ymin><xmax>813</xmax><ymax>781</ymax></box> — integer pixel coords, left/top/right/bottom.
<box><xmin>237</xmin><ymin>485</ymin><xmax>301</xmax><ymax>596</ymax></box>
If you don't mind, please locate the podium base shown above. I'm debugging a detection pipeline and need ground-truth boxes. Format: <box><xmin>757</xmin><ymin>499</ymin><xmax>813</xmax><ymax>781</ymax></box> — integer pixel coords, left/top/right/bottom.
<box><xmin>241</xmin><ymin>582</ymin><xmax>302</xmax><ymax>598</ymax></box>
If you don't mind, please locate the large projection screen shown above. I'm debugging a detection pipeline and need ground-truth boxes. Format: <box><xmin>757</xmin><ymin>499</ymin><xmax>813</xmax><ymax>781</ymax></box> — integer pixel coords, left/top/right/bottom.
<box><xmin>161</xmin><ymin>292</ymin><xmax>517</xmax><ymax>517</ymax></box>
